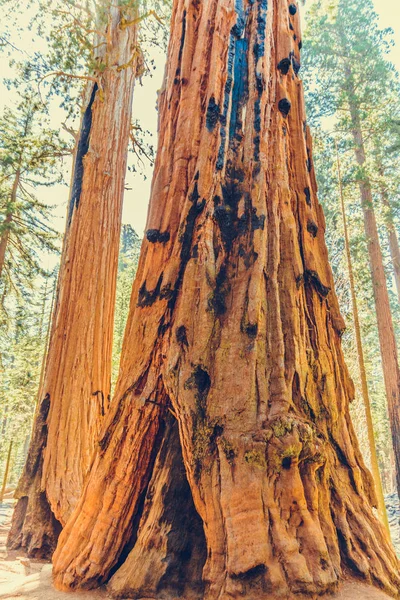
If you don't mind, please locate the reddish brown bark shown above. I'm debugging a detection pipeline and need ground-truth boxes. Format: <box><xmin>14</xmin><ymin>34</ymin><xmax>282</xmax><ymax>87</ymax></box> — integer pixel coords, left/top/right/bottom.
<box><xmin>8</xmin><ymin>1</ymin><xmax>139</xmax><ymax>555</ymax></box>
<box><xmin>53</xmin><ymin>0</ymin><xmax>400</xmax><ymax>597</ymax></box>
<box><xmin>107</xmin><ymin>417</ymin><xmax>207</xmax><ymax>599</ymax></box>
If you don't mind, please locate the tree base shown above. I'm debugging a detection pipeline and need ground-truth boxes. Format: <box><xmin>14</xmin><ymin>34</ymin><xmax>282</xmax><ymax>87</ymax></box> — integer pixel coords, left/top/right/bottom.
<box><xmin>107</xmin><ymin>418</ymin><xmax>207</xmax><ymax>599</ymax></box>
<box><xmin>7</xmin><ymin>474</ymin><xmax>61</xmax><ymax>559</ymax></box>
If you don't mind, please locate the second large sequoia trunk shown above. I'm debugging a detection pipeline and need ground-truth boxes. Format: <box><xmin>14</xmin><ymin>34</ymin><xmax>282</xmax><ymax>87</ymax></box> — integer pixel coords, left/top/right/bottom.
<box><xmin>53</xmin><ymin>0</ymin><xmax>400</xmax><ymax>597</ymax></box>
<box><xmin>8</xmin><ymin>1</ymin><xmax>139</xmax><ymax>557</ymax></box>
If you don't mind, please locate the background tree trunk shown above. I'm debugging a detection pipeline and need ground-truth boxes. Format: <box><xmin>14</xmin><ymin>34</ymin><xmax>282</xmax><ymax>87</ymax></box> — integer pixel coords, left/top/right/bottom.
<box><xmin>53</xmin><ymin>0</ymin><xmax>400</xmax><ymax>597</ymax></box>
<box><xmin>380</xmin><ymin>185</ymin><xmax>400</xmax><ymax>305</ymax></box>
<box><xmin>8</xmin><ymin>2</ymin><xmax>139</xmax><ymax>556</ymax></box>
<box><xmin>346</xmin><ymin>90</ymin><xmax>400</xmax><ymax>503</ymax></box>
<box><xmin>335</xmin><ymin>142</ymin><xmax>389</xmax><ymax>535</ymax></box>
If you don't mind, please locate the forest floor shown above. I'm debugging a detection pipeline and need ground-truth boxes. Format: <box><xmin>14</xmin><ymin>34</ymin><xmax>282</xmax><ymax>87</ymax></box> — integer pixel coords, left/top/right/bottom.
<box><xmin>0</xmin><ymin>496</ymin><xmax>399</xmax><ymax>600</ymax></box>
<box><xmin>0</xmin><ymin>497</ymin><xmax>108</xmax><ymax>600</ymax></box>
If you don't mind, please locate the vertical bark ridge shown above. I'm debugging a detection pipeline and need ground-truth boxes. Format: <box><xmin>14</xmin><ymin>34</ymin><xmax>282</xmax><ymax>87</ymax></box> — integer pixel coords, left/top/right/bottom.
<box><xmin>53</xmin><ymin>0</ymin><xmax>400</xmax><ymax>597</ymax></box>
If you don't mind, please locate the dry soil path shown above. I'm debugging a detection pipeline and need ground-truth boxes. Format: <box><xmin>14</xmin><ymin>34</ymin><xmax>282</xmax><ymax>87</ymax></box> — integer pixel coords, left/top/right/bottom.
<box><xmin>0</xmin><ymin>498</ymin><xmax>396</xmax><ymax>600</ymax></box>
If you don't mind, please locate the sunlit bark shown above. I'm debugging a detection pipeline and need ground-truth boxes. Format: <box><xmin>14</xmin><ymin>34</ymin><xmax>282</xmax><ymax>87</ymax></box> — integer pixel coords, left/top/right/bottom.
<box><xmin>8</xmin><ymin>1</ymin><xmax>139</xmax><ymax>557</ymax></box>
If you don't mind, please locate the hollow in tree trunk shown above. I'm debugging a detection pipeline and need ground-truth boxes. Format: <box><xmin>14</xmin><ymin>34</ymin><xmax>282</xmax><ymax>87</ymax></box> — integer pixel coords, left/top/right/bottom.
<box><xmin>53</xmin><ymin>0</ymin><xmax>400</xmax><ymax>597</ymax></box>
<box><xmin>8</xmin><ymin>1</ymin><xmax>139</xmax><ymax>557</ymax></box>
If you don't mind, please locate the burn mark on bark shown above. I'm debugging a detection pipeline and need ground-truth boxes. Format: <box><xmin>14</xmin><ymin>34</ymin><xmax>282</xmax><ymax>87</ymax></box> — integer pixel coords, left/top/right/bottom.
<box><xmin>67</xmin><ymin>83</ymin><xmax>98</xmax><ymax>226</ymax></box>
<box><xmin>167</xmin><ymin>190</ymin><xmax>206</xmax><ymax>311</ymax></box>
<box><xmin>232</xmin><ymin>0</ymin><xmax>246</xmax><ymax>38</ymax></box>
<box><xmin>304</xmin><ymin>270</ymin><xmax>331</xmax><ymax>297</ymax></box>
<box><xmin>206</xmin><ymin>96</ymin><xmax>220</xmax><ymax>132</ymax></box>
<box><xmin>146</xmin><ymin>229</ymin><xmax>170</xmax><ymax>244</ymax></box>
<box><xmin>217</xmin><ymin>34</ymin><xmax>235</xmax><ymax>170</ymax></box>
<box><xmin>251</xmin><ymin>209</ymin><xmax>265</xmax><ymax>231</ymax></box>
<box><xmin>307</xmin><ymin>221</ymin><xmax>318</xmax><ymax>238</ymax></box>
<box><xmin>208</xmin><ymin>264</ymin><xmax>229</xmax><ymax>316</ymax></box>
<box><xmin>252</xmin><ymin>0</ymin><xmax>267</xmax><ymax>160</ymax></box>
<box><xmin>176</xmin><ymin>325</ymin><xmax>189</xmax><ymax>349</ymax></box>
<box><xmin>304</xmin><ymin>187</ymin><xmax>311</xmax><ymax>206</ymax></box>
<box><xmin>92</xmin><ymin>390</ymin><xmax>105</xmax><ymax>416</ymax></box>
<box><xmin>21</xmin><ymin>393</ymin><xmax>50</xmax><ymax>480</ymax></box>
<box><xmin>278</xmin><ymin>98</ymin><xmax>291</xmax><ymax>117</ymax></box>
<box><xmin>230</xmin><ymin>39</ymin><xmax>249</xmax><ymax>140</ymax></box>
<box><xmin>217</xmin><ymin>0</ymin><xmax>251</xmax><ymax>169</ymax></box>
<box><xmin>214</xmin><ymin>166</ymin><xmax>245</xmax><ymax>252</ymax></box>
<box><xmin>137</xmin><ymin>274</ymin><xmax>164</xmax><ymax>307</ymax></box>
<box><xmin>277</xmin><ymin>57</ymin><xmax>291</xmax><ymax>75</ymax></box>
<box><xmin>254</xmin><ymin>100</ymin><xmax>261</xmax><ymax>160</ymax></box>
<box><xmin>185</xmin><ymin>365</ymin><xmax>211</xmax><ymax>418</ymax></box>
<box><xmin>178</xmin><ymin>10</ymin><xmax>186</xmax><ymax>67</ymax></box>
<box><xmin>243</xmin><ymin>322</ymin><xmax>258</xmax><ymax>337</ymax></box>
<box><xmin>306</xmin><ymin>147</ymin><xmax>313</xmax><ymax>172</ymax></box>
<box><xmin>232</xmin><ymin>563</ymin><xmax>267</xmax><ymax>580</ymax></box>
<box><xmin>291</xmin><ymin>56</ymin><xmax>301</xmax><ymax>75</ymax></box>
<box><xmin>253</xmin><ymin>0</ymin><xmax>267</xmax><ymax>63</ymax></box>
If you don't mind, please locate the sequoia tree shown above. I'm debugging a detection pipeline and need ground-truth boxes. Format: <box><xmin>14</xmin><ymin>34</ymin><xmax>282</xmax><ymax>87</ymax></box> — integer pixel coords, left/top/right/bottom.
<box><xmin>53</xmin><ymin>0</ymin><xmax>400</xmax><ymax>598</ymax></box>
<box><xmin>8</xmin><ymin>0</ymin><xmax>140</xmax><ymax>557</ymax></box>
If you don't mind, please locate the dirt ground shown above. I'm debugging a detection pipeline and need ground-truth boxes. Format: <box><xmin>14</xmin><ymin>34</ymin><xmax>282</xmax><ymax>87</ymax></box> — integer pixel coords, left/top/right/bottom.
<box><xmin>0</xmin><ymin>498</ymin><xmax>396</xmax><ymax>600</ymax></box>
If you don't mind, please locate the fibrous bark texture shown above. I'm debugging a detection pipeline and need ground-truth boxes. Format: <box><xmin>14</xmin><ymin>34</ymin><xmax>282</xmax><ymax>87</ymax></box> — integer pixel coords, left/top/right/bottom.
<box><xmin>53</xmin><ymin>0</ymin><xmax>400</xmax><ymax>598</ymax></box>
<box><xmin>107</xmin><ymin>417</ymin><xmax>207</xmax><ymax>599</ymax></box>
<box><xmin>8</xmin><ymin>2</ymin><xmax>139</xmax><ymax>555</ymax></box>
<box><xmin>7</xmin><ymin>395</ymin><xmax>62</xmax><ymax>557</ymax></box>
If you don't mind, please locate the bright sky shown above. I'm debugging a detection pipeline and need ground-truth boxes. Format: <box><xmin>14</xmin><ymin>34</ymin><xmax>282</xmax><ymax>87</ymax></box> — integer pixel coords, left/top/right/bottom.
<box><xmin>1</xmin><ymin>0</ymin><xmax>399</xmax><ymax>237</ymax></box>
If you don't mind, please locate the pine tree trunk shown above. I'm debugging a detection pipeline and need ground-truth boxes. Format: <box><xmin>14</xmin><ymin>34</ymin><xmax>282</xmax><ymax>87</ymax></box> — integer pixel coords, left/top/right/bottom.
<box><xmin>53</xmin><ymin>0</ymin><xmax>400</xmax><ymax>597</ymax></box>
<box><xmin>335</xmin><ymin>143</ymin><xmax>389</xmax><ymax>535</ymax></box>
<box><xmin>380</xmin><ymin>187</ymin><xmax>400</xmax><ymax>305</ymax></box>
<box><xmin>347</xmin><ymin>95</ymin><xmax>400</xmax><ymax>504</ymax></box>
<box><xmin>8</xmin><ymin>2</ymin><xmax>139</xmax><ymax>556</ymax></box>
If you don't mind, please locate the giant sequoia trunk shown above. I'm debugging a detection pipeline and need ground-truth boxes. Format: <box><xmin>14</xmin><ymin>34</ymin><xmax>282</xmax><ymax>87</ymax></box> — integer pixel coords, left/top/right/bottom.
<box><xmin>53</xmin><ymin>0</ymin><xmax>400</xmax><ymax>598</ymax></box>
<box><xmin>8</xmin><ymin>2</ymin><xmax>139</xmax><ymax>557</ymax></box>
